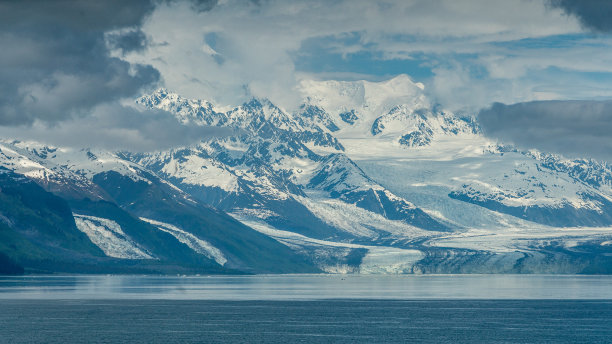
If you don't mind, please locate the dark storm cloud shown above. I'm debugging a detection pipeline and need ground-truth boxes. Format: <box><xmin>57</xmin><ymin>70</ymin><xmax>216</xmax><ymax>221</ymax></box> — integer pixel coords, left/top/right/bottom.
<box><xmin>158</xmin><ymin>0</ymin><xmax>218</xmax><ymax>13</ymax></box>
<box><xmin>478</xmin><ymin>101</ymin><xmax>612</xmax><ymax>161</ymax></box>
<box><xmin>0</xmin><ymin>0</ymin><xmax>155</xmax><ymax>32</ymax></box>
<box><xmin>190</xmin><ymin>0</ymin><xmax>219</xmax><ymax>13</ymax></box>
<box><xmin>549</xmin><ymin>0</ymin><xmax>612</xmax><ymax>32</ymax></box>
<box><xmin>106</xmin><ymin>30</ymin><xmax>149</xmax><ymax>55</ymax></box>
<box><xmin>0</xmin><ymin>0</ymin><xmax>158</xmax><ymax>126</ymax></box>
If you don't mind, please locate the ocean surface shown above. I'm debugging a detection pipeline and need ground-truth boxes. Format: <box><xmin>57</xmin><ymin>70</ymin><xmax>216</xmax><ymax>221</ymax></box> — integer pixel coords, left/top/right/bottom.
<box><xmin>1</xmin><ymin>275</ymin><xmax>612</xmax><ymax>343</ymax></box>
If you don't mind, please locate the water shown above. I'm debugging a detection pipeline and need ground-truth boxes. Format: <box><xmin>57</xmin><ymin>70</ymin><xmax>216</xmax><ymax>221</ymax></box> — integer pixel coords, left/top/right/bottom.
<box><xmin>2</xmin><ymin>275</ymin><xmax>612</xmax><ymax>343</ymax></box>
<box><xmin>2</xmin><ymin>274</ymin><xmax>612</xmax><ymax>300</ymax></box>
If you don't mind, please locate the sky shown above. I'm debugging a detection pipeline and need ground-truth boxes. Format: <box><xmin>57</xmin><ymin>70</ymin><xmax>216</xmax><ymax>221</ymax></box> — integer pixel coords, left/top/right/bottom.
<box><xmin>1</xmin><ymin>0</ymin><xmax>612</xmax><ymax>158</ymax></box>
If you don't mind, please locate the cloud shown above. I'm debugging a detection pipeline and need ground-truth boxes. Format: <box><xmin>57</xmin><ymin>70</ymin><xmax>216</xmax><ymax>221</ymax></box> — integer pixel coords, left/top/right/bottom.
<box><xmin>549</xmin><ymin>0</ymin><xmax>612</xmax><ymax>32</ymax></box>
<box><xmin>478</xmin><ymin>100</ymin><xmax>612</xmax><ymax>161</ymax></box>
<box><xmin>0</xmin><ymin>0</ymin><xmax>155</xmax><ymax>32</ymax></box>
<box><xmin>0</xmin><ymin>103</ymin><xmax>233</xmax><ymax>152</ymax></box>
<box><xmin>0</xmin><ymin>0</ymin><xmax>159</xmax><ymax>126</ymax></box>
<box><xmin>105</xmin><ymin>29</ymin><xmax>149</xmax><ymax>55</ymax></box>
<box><xmin>120</xmin><ymin>0</ymin><xmax>593</xmax><ymax>112</ymax></box>
<box><xmin>188</xmin><ymin>0</ymin><xmax>219</xmax><ymax>13</ymax></box>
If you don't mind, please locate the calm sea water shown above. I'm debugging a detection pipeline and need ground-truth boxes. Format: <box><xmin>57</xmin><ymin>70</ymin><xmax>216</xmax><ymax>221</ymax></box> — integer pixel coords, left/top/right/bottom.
<box><xmin>1</xmin><ymin>275</ymin><xmax>612</xmax><ymax>343</ymax></box>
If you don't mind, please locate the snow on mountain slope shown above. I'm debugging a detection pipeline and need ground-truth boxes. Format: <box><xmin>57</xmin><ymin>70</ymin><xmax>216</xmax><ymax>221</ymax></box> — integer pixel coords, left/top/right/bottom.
<box><xmin>140</xmin><ymin>217</ymin><xmax>227</xmax><ymax>266</ymax></box>
<box><xmin>0</xmin><ymin>141</ymin><xmax>110</xmax><ymax>200</ymax></box>
<box><xmin>307</xmin><ymin>153</ymin><xmax>450</xmax><ymax>231</ymax></box>
<box><xmin>157</xmin><ymin>151</ymin><xmax>239</xmax><ymax>192</ymax></box>
<box><xmin>528</xmin><ymin>150</ymin><xmax>612</xmax><ymax>195</ymax></box>
<box><xmin>369</xmin><ymin>105</ymin><xmax>479</xmax><ymax>148</ymax></box>
<box><xmin>138</xmin><ymin>91</ymin><xmax>343</xmax><ymax>151</ymax></box>
<box><xmin>131</xmin><ymin>142</ymin><xmax>299</xmax><ymax>206</ymax></box>
<box><xmin>135</xmin><ymin>88</ymin><xmax>224</xmax><ymax>126</ymax></box>
<box><xmin>299</xmin><ymin>74</ymin><xmax>428</xmax><ymax>127</ymax></box>
<box><xmin>73</xmin><ymin>214</ymin><xmax>154</xmax><ymax>259</ymax></box>
<box><xmin>354</xmin><ymin>143</ymin><xmax>612</xmax><ymax>228</ymax></box>
<box><xmin>0</xmin><ymin>142</ymin><xmax>56</xmax><ymax>181</ymax></box>
<box><xmin>295</xmin><ymin>191</ymin><xmax>439</xmax><ymax>240</ymax></box>
<box><xmin>0</xmin><ymin>140</ymin><xmax>156</xmax><ymax>191</ymax></box>
<box><xmin>12</xmin><ymin>141</ymin><xmax>150</xmax><ymax>184</ymax></box>
<box><xmin>449</xmin><ymin>151</ymin><xmax>612</xmax><ymax>211</ymax></box>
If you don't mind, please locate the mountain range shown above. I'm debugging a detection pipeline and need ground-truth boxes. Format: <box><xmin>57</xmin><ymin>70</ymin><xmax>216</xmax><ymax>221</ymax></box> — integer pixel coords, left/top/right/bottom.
<box><xmin>2</xmin><ymin>75</ymin><xmax>612</xmax><ymax>274</ymax></box>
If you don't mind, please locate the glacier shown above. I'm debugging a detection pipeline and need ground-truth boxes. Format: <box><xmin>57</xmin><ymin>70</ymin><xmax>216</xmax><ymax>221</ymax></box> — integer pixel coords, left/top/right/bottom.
<box><xmin>140</xmin><ymin>217</ymin><xmax>227</xmax><ymax>266</ymax></box>
<box><xmin>73</xmin><ymin>214</ymin><xmax>154</xmax><ymax>260</ymax></box>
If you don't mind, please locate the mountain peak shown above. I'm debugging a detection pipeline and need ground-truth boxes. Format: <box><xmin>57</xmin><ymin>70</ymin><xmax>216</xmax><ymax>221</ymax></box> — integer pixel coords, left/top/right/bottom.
<box><xmin>298</xmin><ymin>75</ymin><xmax>430</xmax><ymax>121</ymax></box>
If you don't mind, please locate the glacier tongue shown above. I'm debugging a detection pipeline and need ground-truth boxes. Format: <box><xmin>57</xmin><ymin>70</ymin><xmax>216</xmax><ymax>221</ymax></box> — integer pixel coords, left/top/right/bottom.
<box><xmin>73</xmin><ymin>214</ymin><xmax>154</xmax><ymax>259</ymax></box>
<box><xmin>140</xmin><ymin>217</ymin><xmax>227</xmax><ymax>266</ymax></box>
<box><xmin>233</xmin><ymin>214</ymin><xmax>424</xmax><ymax>274</ymax></box>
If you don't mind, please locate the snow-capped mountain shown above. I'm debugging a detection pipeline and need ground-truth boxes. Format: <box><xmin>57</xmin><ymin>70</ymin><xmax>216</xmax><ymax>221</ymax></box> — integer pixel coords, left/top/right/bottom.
<box><xmin>133</xmin><ymin>87</ymin><xmax>450</xmax><ymax>240</ymax></box>
<box><xmin>2</xmin><ymin>75</ymin><xmax>612</xmax><ymax>274</ymax></box>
